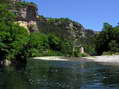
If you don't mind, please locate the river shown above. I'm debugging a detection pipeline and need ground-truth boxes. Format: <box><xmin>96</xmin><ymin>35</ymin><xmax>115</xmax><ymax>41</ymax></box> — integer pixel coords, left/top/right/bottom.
<box><xmin>0</xmin><ymin>59</ymin><xmax>119</xmax><ymax>89</ymax></box>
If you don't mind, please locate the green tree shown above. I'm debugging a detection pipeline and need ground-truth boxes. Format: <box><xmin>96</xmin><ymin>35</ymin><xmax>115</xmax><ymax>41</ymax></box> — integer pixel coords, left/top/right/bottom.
<box><xmin>108</xmin><ymin>40</ymin><xmax>119</xmax><ymax>52</ymax></box>
<box><xmin>95</xmin><ymin>23</ymin><xmax>119</xmax><ymax>55</ymax></box>
<box><xmin>0</xmin><ymin>4</ymin><xmax>29</xmax><ymax>63</ymax></box>
<box><xmin>61</xmin><ymin>40</ymin><xmax>73</xmax><ymax>56</ymax></box>
<box><xmin>48</xmin><ymin>34</ymin><xmax>62</xmax><ymax>51</ymax></box>
<box><xmin>28</xmin><ymin>33</ymin><xmax>49</xmax><ymax>57</ymax></box>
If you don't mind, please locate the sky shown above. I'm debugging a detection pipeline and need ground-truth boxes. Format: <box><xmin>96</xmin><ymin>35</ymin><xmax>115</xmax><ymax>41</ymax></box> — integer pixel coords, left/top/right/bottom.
<box><xmin>25</xmin><ymin>0</ymin><xmax>119</xmax><ymax>31</ymax></box>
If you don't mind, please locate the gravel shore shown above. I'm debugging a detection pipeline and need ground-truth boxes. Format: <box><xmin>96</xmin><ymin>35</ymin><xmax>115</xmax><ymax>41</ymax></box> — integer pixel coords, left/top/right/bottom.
<box><xmin>33</xmin><ymin>55</ymin><xmax>119</xmax><ymax>63</ymax></box>
<box><xmin>84</xmin><ymin>55</ymin><xmax>119</xmax><ymax>63</ymax></box>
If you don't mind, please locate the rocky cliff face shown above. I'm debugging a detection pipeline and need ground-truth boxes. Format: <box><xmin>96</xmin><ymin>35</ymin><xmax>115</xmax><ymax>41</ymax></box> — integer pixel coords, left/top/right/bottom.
<box><xmin>13</xmin><ymin>2</ymin><xmax>39</xmax><ymax>33</ymax></box>
<box><xmin>13</xmin><ymin>1</ymin><xmax>94</xmax><ymax>47</ymax></box>
<box><xmin>37</xmin><ymin>17</ymin><xmax>85</xmax><ymax>46</ymax></box>
<box><xmin>12</xmin><ymin>1</ymin><xmax>85</xmax><ymax>45</ymax></box>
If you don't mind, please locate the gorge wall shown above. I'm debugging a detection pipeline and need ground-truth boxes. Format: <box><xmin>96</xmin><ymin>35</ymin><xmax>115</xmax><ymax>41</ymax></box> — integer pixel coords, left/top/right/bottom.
<box><xmin>37</xmin><ymin>17</ymin><xmax>86</xmax><ymax>46</ymax></box>
<box><xmin>13</xmin><ymin>1</ymin><xmax>39</xmax><ymax>33</ymax></box>
<box><xmin>12</xmin><ymin>0</ymin><xmax>96</xmax><ymax>48</ymax></box>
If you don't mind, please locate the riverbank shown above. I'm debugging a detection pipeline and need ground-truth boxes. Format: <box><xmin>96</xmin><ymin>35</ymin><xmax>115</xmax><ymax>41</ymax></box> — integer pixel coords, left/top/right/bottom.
<box><xmin>84</xmin><ymin>55</ymin><xmax>119</xmax><ymax>63</ymax></box>
<box><xmin>33</xmin><ymin>55</ymin><xmax>119</xmax><ymax>63</ymax></box>
<box><xmin>33</xmin><ymin>56</ymin><xmax>79</xmax><ymax>61</ymax></box>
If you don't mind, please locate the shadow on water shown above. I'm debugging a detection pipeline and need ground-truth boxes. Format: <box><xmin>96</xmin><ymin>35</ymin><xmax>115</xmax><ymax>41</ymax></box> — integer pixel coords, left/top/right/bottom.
<box><xmin>0</xmin><ymin>66</ymin><xmax>33</xmax><ymax>89</ymax></box>
<box><xmin>1</xmin><ymin>58</ymin><xmax>119</xmax><ymax>89</ymax></box>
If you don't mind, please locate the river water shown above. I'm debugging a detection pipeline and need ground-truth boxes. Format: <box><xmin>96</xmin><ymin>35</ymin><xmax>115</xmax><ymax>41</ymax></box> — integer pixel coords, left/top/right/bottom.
<box><xmin>0</xmin><ymin>59</ymin><xmax>119</xmax><ymax>89</ymax></box>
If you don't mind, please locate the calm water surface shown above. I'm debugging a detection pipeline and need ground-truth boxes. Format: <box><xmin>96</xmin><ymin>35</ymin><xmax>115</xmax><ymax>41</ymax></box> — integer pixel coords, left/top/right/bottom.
<box><xmin>0</xmin><ymin>59</ymin><xmax>119</xmax><ymax>89</ymax></box>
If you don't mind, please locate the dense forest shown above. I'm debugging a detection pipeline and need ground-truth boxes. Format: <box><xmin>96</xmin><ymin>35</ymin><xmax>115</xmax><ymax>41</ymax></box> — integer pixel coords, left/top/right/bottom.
<box><xmin>0</xmin><ymin>0</ymin><xmax>119</xmax><ymax>66</ymax></box>
<box><xmin>95</xmin><ymin>23</ymin><xmax>119</xmax><ymax>55</ymax></box>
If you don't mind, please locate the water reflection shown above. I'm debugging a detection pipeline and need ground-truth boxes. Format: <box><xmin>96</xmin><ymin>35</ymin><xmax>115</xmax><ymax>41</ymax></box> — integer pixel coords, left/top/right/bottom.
<box><xmin>26</xmin><ymin>59</ymin><xmax>119</xmax><ymax>89</ymax></box>
<box><xmin>0</xmin><ymin>67</ymin><xmax>32</xmax><ymax>89</ymax></box>
<box><xmin>0</xmin><ymin>59</ymin><xmax>119</xmax><ymax>89</ymax></box>
<box><xmin>97</xmin><ymin>65</ymin><xmax>119</xmax><ymax>87</ymax></box>
<box><xmin>26</xmin><ymin>60</ymin><xmax>82</xmax><ymax>89</ymax></box>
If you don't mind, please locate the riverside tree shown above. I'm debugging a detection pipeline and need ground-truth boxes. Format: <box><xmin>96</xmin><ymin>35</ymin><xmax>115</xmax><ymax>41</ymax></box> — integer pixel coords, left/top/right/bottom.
<box><xmin>0</xmin><ymin>4</ymin><xmax>29</xmax><ymax>63</ymax></box>
<box><xmin>95</xmin><ymin>23</ymin><xmax>119</xmax><ymax>55</ymax></box>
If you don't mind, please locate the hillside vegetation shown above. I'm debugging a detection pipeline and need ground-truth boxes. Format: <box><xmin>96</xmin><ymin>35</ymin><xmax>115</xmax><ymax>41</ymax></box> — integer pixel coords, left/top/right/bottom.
<box><xmin>37</xmin><ymin>16</ymin><xmax>97</xmax><ymax>55</ymax></box>
<box><xmin>0</xmin><ymin>0</ymin><xmax>119</xmax><ymax>66</ymax></box>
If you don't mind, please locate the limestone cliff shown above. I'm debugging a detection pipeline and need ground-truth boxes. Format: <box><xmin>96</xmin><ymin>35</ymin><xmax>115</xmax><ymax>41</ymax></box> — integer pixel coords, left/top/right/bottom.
<box><xmin>37</xmin><ymin>16</ymin><xmax>85</xmax><ymax>46</ymax></box>
<box><xmin>12</xmin><ymin>1</ymin><xmax>39</xmax><ymax>33</ymax></box>
<box><xmin>12</xmin><ymin>1</ymin><xmax>94</xmax><ymax>48</ymax></box>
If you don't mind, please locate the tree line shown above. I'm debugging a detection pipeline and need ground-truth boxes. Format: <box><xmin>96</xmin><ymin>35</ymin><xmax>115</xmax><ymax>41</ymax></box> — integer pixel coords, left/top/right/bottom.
<box><xmin>0</xmin><ymin>1</ymin><xmax>119</xmax><ymax>66</ymax></box>
<box><xmin>0</xmin><ymin>4</ymin><xmax>74</xmax><ymax>66</ymax></box>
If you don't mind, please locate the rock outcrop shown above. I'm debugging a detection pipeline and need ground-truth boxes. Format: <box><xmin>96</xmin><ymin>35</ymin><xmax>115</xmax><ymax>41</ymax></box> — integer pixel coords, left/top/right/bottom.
<box><xmin>11</xmin><ymin>0</ymin><xmax>95</xmax><ymax>50</ymax></box>
<box><xmin>11</xmin><ymin>1</ymin><xmax>86</xmax><ymax>46</ymax></box>
<box><xmin>37</xmin><ymin>17</ymin><xmax>85</xmax><ymax>46</ymax></box>
<box><xmin>12</xmin><ymin>1</ymin><xmax>39</xmax><ymax>33</ymax></box>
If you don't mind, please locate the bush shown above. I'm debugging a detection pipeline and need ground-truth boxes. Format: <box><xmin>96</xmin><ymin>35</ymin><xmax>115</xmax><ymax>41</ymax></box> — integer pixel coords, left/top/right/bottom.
<box><xmin>84</xmin><ymin>45</ymin><xmax>97</xmax><ymax>56</ymax></box>
<box><xmin>79</xmin><ymin>53</ymin><xmax>88</xmax><ymax>57</ymax></box>
<box><xmin>47</xmin><ymin>34</ymin><xmax>62</xmax><ymax>51</ymax></box>
<box><xmin>44</xmin><ymin>50</ymin><xmax>63</xmax><ymax>56</ymax></box>
<box><xmin>102</xmin><ymin>51</ymin><xmax>119</xmax><ymax>55</ymax></box>
<box><xmin>108</xmin><ymin>40</ymin><xmax>119</xmax><ymax>52</ymax></box>
<box><xmin>61</xmin><ymin>40</ymin><xmax>73</xmax><ymax>56</ymax></box>
<box><xmin>102</xmin><ymin>51</ymin><xmax>113</xmax><ymax>55</ymax></box>
<box><xmin>73</xmin><ymin>52</ymin><xmax>88</xmax><ymax>57</ymax></box>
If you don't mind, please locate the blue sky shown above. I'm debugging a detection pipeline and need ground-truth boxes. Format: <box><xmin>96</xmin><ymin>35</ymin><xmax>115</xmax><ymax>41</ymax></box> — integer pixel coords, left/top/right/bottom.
<box><xmin>25</xmin><ymin>0</ymin><xmax>119</xmax><ymax>31</ymax></box>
